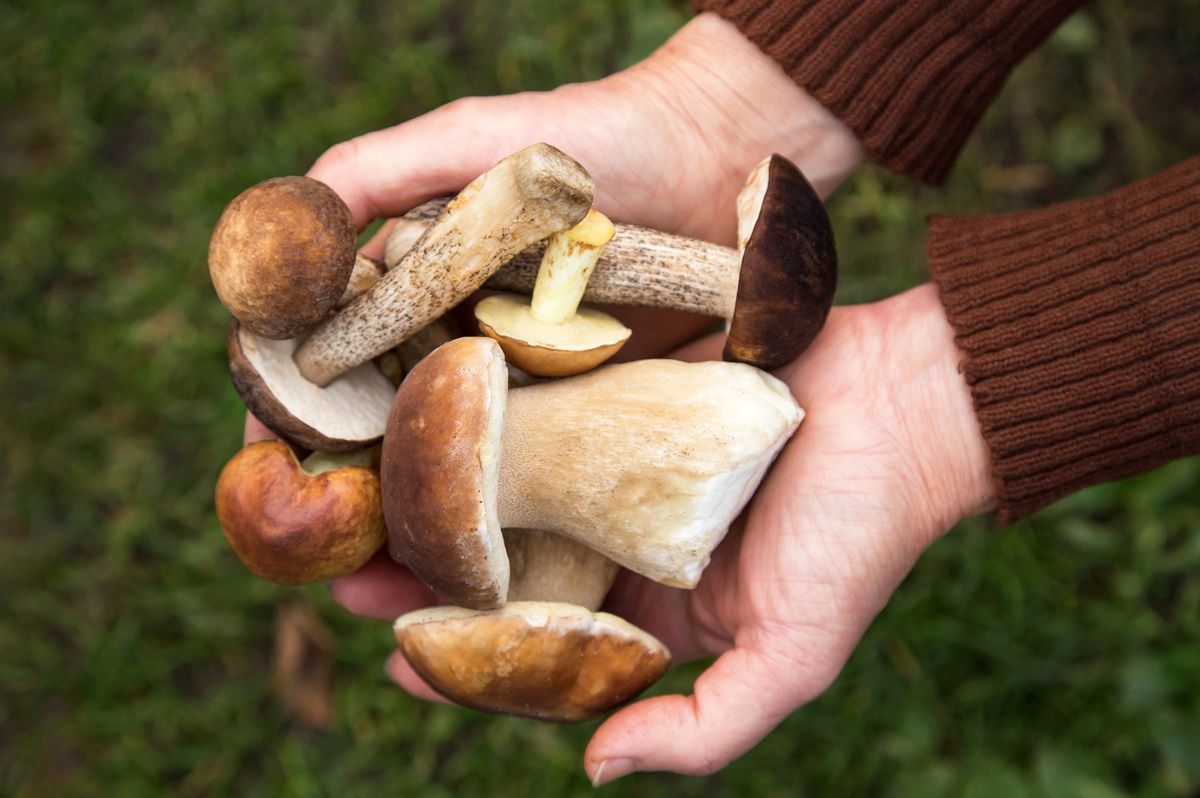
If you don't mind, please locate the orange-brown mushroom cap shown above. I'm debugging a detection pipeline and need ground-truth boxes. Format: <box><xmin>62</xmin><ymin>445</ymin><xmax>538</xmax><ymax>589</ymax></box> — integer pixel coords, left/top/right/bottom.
<box><xmin>209</xmin><ymin>176</ymin><xmax>357</xmax><ymax>340</ymax></box>
<box><xmin>393</xmin><ymin>603</ymin><xmax>671</xmax><ymax>722</ymax></box>
<box><xmin>381</xmin><ymin>337</ymin><xmax>510</xmax><ymax>609</ymax></box>
<box><xmin>725</xmin><ymin>155</ymin><xmax>837</xmax><ymax>370</ymax></box>
<box><xmin>214</xmin><ymin>440</ymin><xmax>385</xmax><ymax>584</ymax></box>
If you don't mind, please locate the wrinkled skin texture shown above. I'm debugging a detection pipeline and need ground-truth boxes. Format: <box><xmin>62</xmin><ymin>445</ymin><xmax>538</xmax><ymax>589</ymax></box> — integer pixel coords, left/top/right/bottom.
<box><xmin>241</xmin><ymin>13</ymin><xmax>996</xmax><ymax>785</ymax></box>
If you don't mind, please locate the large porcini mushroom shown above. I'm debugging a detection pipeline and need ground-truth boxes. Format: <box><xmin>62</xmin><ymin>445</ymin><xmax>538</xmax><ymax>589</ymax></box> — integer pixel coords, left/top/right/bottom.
<box><xmin>393</xmin><ymin>603</ymin><xmax>670</xmax><ymax>722</ymax></box>
<box><xmin>381</xmin><ymin>337</ymin><xmax>802</xmax><ymax>609</ymax></box>
<box><xmin>390</xmin><ymin>154</ymin><xmax>837</xmax><ymax>369</ymax></box>
<box><xmin>209</xmin><ymin>176</ymin><xmax>357</xmax><ymax>340</ymax></box>
<box><xmin>294</xmin><ymin>143</ymin><xmax>594</xmax><ymax>387</ymax></box>
<box><xmin>215</xmin><ymin>440</ymin><xmax>384</xmax><ymax>584</ymax></box>
<box><xmin>475</xmin><ymin>209</ymin><xmax>630</xmax><ymax>376</ymax></box>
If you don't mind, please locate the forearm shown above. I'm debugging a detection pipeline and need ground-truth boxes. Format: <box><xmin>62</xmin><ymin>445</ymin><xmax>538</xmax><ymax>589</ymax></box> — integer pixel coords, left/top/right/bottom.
<box><xmin>929</xmin><ymin>158</ymin><xmax>1200</xmax><ymax>522</ymax></box>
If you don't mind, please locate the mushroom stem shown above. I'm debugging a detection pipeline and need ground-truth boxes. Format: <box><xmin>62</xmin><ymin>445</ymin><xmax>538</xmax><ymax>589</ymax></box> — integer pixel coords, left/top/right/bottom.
<box><xmin>293</xmin><ymin>143</ymin><xmax>594</xmax><ymax>387</ymax></box>
<box><xmin>492</xmin><ymin>358</ymin><xmax>801</xmax><ymax>587</ymax></box>
<box><xmin>301</xmin><ymin>446</ymin><xmax>377</xmax><ymax>475</ymax></box>
<box><xmin>390</xmin><ymin>198</ymin><xmax>740</xmax><ymax>317</ymax></box>
<box><xmin>337</xmin><ymin>254</ymin><xmax>385</xmax><ymax>308</ymax></box>
<box><xmin>529</xmin><ymin>209</ymin><xmax>616</xmax><ymax>324</ymax></box>
<box><xmin>503</xmin><ymin>529</ymin><xmax>619</xmax><ymax>611</ymax></box>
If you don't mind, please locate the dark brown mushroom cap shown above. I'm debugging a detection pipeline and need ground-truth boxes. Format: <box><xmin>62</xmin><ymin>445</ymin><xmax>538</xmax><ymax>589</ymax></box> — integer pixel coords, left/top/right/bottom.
<box><xmin>214</xmin><ymin>440</ymin><xmax>385</xmax><ymax>584</ymax></box>
<box><xmin>393</xmin><ymin>603</ymin><xmax>671</xmax><ymax>722</ymax></box>
<box><xmin>209</xmin><ymin>176</ymin><xmax>357</xmax><ymax>340</ymax></box>
<box><xmin>381</xmin><ymin>337</ymin><xmax>510</xmax><ymax>609</ymax></box>
<box><xmin>724</xmin><ymin>155</ymin><xmax>837</xmax><ymax>370</ymax></box>
<box><xmin>227</xmin><ymin>320</ymin><xmax>395</xmax><ymax>453</ymax></box>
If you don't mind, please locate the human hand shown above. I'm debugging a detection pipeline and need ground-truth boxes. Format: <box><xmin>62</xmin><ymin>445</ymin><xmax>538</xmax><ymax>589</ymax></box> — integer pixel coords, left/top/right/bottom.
<box><xmin>331</xmin><ymin>283</ymin><xmax>996</xmax><ymax>782</ymax></box>
<box><xmin>244</xmin><ymin>12</ymin><xmax>863</xmax><ymax>445</ymax></box>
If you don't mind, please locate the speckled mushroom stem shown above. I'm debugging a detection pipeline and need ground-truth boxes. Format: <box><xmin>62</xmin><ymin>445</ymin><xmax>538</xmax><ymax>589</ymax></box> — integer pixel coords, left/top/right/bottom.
<box><xmin>293</xmin><ymin>143</ymin><xmax>594</xmax><ymax>387</ymax></box>
<box><xmin>388</xmin><ymin>198</ymin><xmax>741</xmax><ymax>318</ymax></box>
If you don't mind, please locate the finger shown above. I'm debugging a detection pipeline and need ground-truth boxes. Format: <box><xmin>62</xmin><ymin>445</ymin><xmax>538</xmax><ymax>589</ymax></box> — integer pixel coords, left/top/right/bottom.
<box><xmin>307</xmin><ymin>103</ymin><xmax>504</xmax><ymax>228</ymax></box>
<box><xmin>584</xmin><ymin>646</ymin><xmax>812</xmax><ymax>784</ymax></box>
<box><xmin>359</xmin><ymin>218</ymin><xmax>397</xmax><ymax>262</ymax></box>
<box><xmin>329</xmin><ymin>552</ymin><xmax>439</xmax><ymax>620</ymax></box>
<box><xmin>385</xmin><ymin>651</ymin><xmax>456</xmax><ymax>707</ymax></box>
<box><xmin>601</xmin><ymin>571</ymin><xmax>708</xmax><ymax>663</ymax></box>
<box><xmin>244</xmin><ymin>412</ymin><xmax>277</xmax><ymax>445</ymax></box>
<box><xmin>669</xmin><ymin>332</ymin><xmax>725</xmax><ymax>364</ymax></box>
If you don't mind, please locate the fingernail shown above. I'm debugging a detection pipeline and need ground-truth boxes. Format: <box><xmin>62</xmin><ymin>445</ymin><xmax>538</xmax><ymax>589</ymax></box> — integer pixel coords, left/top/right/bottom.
<box><xmin>590</xmin><ymin>758</ymin><xmax>637</xmax><ymax>788</ymax></box>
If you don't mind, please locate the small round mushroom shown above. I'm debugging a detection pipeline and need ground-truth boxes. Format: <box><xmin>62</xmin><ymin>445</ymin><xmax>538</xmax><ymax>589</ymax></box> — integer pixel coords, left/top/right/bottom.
<box><xmin>381</xmin><ymin>337</ymin><xmax>802</xmax><ymax>609</ymax></box>
<box><xmin>475</xmin><ymin>209</ymin><xmax>630</xmax><ymax>377</ymax></box>
<box><xmin>215</xmin><ymin>440</ymin><xmax>385</xmax><ymax>584</ymax></box>
<box><xmin>393</xmin><ymin>603</ymin><xmax>670</xmax><ymax>722</ymax></box>
<box><xmin>393</xmin><ymin>154</ymin><xmax>837</xmax><ymax>369</ymax></box>
<box><xmin>209</xmin><ymin>176</ymin><xmax>358</xmax><ymax>340</ymax></box>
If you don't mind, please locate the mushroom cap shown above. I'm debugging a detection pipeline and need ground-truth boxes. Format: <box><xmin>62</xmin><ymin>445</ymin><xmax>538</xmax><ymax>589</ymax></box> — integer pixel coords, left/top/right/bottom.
<box><xmin>474</xmin><ymin>294</ymin><xmax>630</xmax><ymax>377</ymax></box>
<box><xmin>381</xmin><ymin>337</ymin><xmax>510</xmax><ymax>609</ymax></box>
<box><xmin>228</xmin><ymin>320</ymin><xmax>395</xmax><ymax>452</ymax></box>
<box><xmin>393</xmin><ymin>602</ymin><xmax>670</xmax><ymax>722</ymax></box>
<box><xmin>214</xmin><ymin>440</ymin><xmax>385</xmax><ymax>584</ymax></box>
<box><xmin>209</xmin><ymin>176</ymin><xmax>358</xmax><ymax>340</ymax></box>
<box><xmin>725</xmin><ymin>155</ymin><xmax>837</xmax><ymax>370</ymax></box>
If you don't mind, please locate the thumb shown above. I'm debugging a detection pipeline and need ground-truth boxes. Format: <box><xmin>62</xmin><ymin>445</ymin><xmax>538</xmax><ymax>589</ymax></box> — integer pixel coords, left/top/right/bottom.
<box><xmin>584</xmin><ymin>645</ymin><xmax>814</xmax><ymax>784</ymax></box>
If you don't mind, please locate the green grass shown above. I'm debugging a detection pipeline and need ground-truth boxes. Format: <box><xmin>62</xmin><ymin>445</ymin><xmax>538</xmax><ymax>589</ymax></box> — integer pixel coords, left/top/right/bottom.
<box><xmin>2</xmin><ymin>0</ymin><xmax>1199</xmax><ymax>795</ymax></box>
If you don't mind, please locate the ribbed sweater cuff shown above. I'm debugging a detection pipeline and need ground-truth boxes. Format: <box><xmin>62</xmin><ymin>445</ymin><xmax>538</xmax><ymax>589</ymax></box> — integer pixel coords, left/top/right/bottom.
<box><xmin>692</xmin><ymin>0</ymin><xmax>1088</xmax><ymax>183</ymax></box>
<box><xmin>928</xmin><ymin>159</ymin><xmax>1200</xmax><ymax>523</ymax></box>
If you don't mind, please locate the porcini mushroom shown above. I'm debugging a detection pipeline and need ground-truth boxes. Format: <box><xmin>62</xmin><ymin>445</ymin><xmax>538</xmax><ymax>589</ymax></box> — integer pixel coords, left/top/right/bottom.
<box><xmin>475</xmin><ymin>209</ymin><xmax>630</xmax><ymax>376</ymax></box>
<box><xmin>293</xmin><ymin>143</ymin><xmax>594</xmax><ymax>386</ymax></box>
<box><xmin>389</xmin><ymin>154</ymin><xmax>837</xmax><ymax>369</ymax></box>
<box><xmin>393</xmin><ymin>603</ymin><xmax>670</xmax><ymax>722</ymax></box>
<box><xmin>382</xmin><ymin>337</ymin><xmax>802</xmax><ymax>609</ymax></box>
<box><xmin>228</xmin><ymin>321</ymin><xmax>396</xmax><ymax>452</ymax></box>
<box><xmin>209</xmin><ymin>176</ymin><xmax>358</xmax><ymax>340</ymax></box>
<box><xmin>215</xmin><ymin>440</ymin><xmax>385</xmax><ymax>584</ymax></box>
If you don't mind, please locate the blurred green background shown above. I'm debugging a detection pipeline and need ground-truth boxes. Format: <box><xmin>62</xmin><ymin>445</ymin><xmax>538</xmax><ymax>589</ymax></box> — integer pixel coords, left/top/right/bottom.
<box><xmin>2</xmin><ymin>0</ymin><xmax>1199</xmax><ymax>795</ymax></box>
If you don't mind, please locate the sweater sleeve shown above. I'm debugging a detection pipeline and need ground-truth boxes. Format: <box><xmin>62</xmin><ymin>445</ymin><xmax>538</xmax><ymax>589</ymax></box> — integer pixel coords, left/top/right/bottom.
<box><xmin>691</xmin><ymin>0</ymin><xmax>1090</xmax><ymax>183</ymax></box>
<box><xmin>927</xmin><ymin>158</ymin><xmax>1200</xmax><ymax>523</ymax></box>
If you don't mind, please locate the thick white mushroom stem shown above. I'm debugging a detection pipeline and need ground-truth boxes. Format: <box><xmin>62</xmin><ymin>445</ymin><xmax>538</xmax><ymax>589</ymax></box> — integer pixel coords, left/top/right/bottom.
<box><xmin>503</xmin><ymin>529</ymin><xmax>619</xmax><ymax>612</ymax></box>
<box><xmin>529</xmin><ymin>209</ymin><xmax>616</xmax><ymax>323</ymax></box>
<box><xmin>493</xmin><ymin>360</ymin><xmax>802</xmax><ymax>588</ymax></box>
<box><xmin>388</xmin><ymin>199</ymin><xmax>740</xmax><ymax>317</ymax></box>
<box><xmin>294</xmin><ymin>143</ymin><xmax>594</xmax><ymax>386</ymax></box>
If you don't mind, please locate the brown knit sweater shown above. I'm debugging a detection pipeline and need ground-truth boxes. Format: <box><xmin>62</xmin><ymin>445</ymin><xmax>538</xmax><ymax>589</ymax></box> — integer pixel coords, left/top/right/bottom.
<box><xmin>695</xmin><ymin>1</ymin><xmax>1200</xmax><ymax>521</ymax></box>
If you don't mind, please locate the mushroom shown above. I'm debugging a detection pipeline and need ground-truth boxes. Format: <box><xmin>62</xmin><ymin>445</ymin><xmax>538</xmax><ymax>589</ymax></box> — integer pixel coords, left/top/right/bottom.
<box><xmin>215</xmin><ymin>440</ymin><xmax>384</xmax><ymax>584</ymax></box>
<box><xmin>227</xmin><ymin>322</ymin><xmax>397</xmax><ymax>452</ymax></box>
<box><xmin>293</xmin><ymin>143</ymin><xmax>594</xmax><ymax>386</ymax></box>
<box><xmin>474</xmin><ymin>209</ymin><xmax>630</xmax><ymax>377</ymax></box>
<box><xmin>388</xmin><ymin>154</ymin><xmax>837</xmax><ymax>369</ymax></box>
<box><xmin>381</xmin><ymin>337</ymin><xmax>802</xmax><ymax>609</ymax></box>
<box><xmin>209</xmin><ymin>176</ymin><xmax>358</xmax><ymax>340</ymax></box>
<box><xmin>393</xmin><ymin>602</ymin><xmax>670</xmax><ymax>722</ymax></box>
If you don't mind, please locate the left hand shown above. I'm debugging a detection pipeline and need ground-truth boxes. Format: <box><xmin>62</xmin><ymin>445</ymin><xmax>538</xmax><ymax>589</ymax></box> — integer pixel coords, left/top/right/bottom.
<box><xmin>332</xmin><ymin>283</ymin><xmax>996</xmax><ymax>783</ymax></box>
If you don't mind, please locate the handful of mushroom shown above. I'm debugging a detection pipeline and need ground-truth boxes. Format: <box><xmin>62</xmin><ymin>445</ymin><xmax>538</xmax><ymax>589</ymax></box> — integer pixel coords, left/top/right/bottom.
<box><xmin>208</xmin><ymin>143</ymin><xmax>836</xmax><ymax>722</ymax></box>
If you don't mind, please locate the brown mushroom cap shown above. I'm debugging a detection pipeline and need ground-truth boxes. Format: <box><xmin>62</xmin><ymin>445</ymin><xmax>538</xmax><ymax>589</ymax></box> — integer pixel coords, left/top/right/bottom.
<box><xmin>215</xmin><ymin>440</ymin><xmax>384</xmax><ymax>584</ymax></box>
<box><xmin>475</xmin><ymin>294</ymin><xmax>630</xmax><ymax>377</ymax></box>
<box><xmin>725</xmin><ymin>155</ymin><xmax>838</xmax><ymax>369</ymax></box>
<box><xmin>381</xmin><ymin>337</ymin><xmax>510</xmax><ymax>609</ymax></box>
<box><xmin>393</xmin><ymin>602</ymin><xmax>670</xmax><ymax>722</ymax></box>
<box><xmin>228</xmin><ymin>320</ymin><xmax>395</xmax><ymax>452</ymax></box>
<box><xmin>209</xmin><ymin>176</ymin><xmax>357</xmax><ymax>340</ymax></box>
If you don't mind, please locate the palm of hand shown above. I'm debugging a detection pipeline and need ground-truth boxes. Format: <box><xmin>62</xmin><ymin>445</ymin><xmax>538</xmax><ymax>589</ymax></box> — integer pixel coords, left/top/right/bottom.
<box><xmin>584</xmin><ymin>289</ymin><xmax>976</xmax><ymax>778</ymax></box>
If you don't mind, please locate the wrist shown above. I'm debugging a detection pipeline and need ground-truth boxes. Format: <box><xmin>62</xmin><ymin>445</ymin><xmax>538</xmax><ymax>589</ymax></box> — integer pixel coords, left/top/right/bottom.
<box><xmin>620</xmin><ymin>14</ymin><xmax>863</xmax><ymax>204</ymax></box>
<box><xmin>884</xmin><ymin>285</ymin><xmax>996</xmax><ymax>545</ymax></box>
